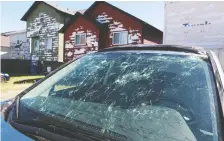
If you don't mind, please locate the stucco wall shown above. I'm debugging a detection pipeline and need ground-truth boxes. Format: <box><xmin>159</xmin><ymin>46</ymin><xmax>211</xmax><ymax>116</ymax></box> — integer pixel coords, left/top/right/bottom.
<box><xmin>164</xmin><ymin>1</ymin><xmax>224</xmax><ymax>69</ymax></box>
<box><xmin>64</xmin><ymin>15</ymin><xmax>99</xmax><ymax>61</ymax></box>
<box><xmin>88</xmin><ymin>3</ymin><xmax>143</xmax><ymax>47</ymax></box>
<box><xmin>26</xmin><ymin>2</ymin><xmax>65</xmax><ymax>61</ymax></box>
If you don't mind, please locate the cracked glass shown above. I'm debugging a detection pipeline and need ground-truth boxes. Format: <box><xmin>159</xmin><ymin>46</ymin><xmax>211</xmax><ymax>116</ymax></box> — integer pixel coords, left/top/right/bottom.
<box><xmin>20</xmin><ymin>51</ymin><xmax>220</xmax><ymax>141</ymax></box>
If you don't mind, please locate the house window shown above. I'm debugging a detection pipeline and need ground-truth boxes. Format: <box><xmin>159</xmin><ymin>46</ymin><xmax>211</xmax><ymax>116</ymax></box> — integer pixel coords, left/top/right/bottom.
<box><xmin>75</xmin><ymin>33</ymin><xmax>86</xmax><ymax>45</ymax></box>
<box><xmin>31</xmin><ymin>37</ymin><xmax>39</xmax><ymax>54</ymax></box>
<box><xmin>40</xmin><ymin>15</ymin><xmax>44</xmax><ymax>23</ymax></box>
<box><xmin>46</xmin><ymin>38</ymin><xmax>52</xmax><ymax>50</ymax></box>
<box><xmin>112</xmin><ymin>31</ymin><xmax>128</xmax><ymax>45</ymax></box>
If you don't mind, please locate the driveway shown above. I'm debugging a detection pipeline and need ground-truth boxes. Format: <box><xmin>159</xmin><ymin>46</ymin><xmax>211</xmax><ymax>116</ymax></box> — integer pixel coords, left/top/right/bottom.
<box><xmin>0</xmin><ymin>85</ymin><xmax>31</xmax><ymax>101</ymax></box>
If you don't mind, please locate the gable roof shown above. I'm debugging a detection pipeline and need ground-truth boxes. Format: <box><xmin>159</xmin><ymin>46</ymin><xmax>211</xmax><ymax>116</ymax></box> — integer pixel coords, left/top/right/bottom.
<box><xmin>59</xmin><ymin>12</ymin><xmax>102</xmax><ymax>33</ymax></box>
<box><xmin>84</xmin><ymin>1</ymin><xmax>162</xmax><ymax>36</ymax></box>
<box><xmin>71</xmin><ymin>9</ymin><xmax>86</xmax><ymax>15</ymax></box>
<box><xmin>21</xmin><ymin>1</ymin><xmax>76</xmax><ymax>21</ymax></box>
<box><xmin>1</xmin><ymin>29</ymin><xmax>26</xmax><ymax>36</ymax></box>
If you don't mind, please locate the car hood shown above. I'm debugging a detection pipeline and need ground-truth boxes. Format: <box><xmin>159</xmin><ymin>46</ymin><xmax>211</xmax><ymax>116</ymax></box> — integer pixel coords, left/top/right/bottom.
<box><xmin>1</xmin><ymin>117</ymin><xmax>33</xmax><ymax>141</ymax></box>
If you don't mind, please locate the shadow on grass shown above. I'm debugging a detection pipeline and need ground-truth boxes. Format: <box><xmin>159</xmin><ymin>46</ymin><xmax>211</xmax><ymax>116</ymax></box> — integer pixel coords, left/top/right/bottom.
<box><xmin>13</xmin><ymin>78</ymin><xmax>42</xmax><ymax>84</ymax></box>
<box><xmin>1</xmin><ymin>76</ymin><xmax>44</xmax><ymax>94</ymax></box>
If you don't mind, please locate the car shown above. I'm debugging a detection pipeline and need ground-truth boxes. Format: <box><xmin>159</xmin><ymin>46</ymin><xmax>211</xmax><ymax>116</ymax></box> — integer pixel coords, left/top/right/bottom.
<box><xmin>0</xmin><ymin>72</ymin><xmax>10</xmax><ymax>82</ymax></box>
<box><xmin>1</xmin><ymin>117</ymin><xmax>32</xmax><ymax>141</ymax></box>
<box><xmin>1</xmin><ymin>45</ymin><xmax>224</xmax><ymax>141</ymax></box>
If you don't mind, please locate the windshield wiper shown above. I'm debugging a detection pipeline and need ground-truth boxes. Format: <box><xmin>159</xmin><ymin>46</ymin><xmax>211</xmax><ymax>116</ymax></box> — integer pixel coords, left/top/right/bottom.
<box><xmin>46</xmin><ymin>111</ymin><xmax>129</xmax><ymax>141</ymax></box>
<box><xmin>15</xmin><ymin>97</ymin><xmax>128</xmax><ymax>141</ymax></box>
<box><xmin>14</xmin><ymin>119</ymin><xmax>127</xmax><ymax>141</ymax></box>
<box><xmin>16</xmin><ymin>120</ymin><xmax>102</xmax><ymax>141</ymax></box>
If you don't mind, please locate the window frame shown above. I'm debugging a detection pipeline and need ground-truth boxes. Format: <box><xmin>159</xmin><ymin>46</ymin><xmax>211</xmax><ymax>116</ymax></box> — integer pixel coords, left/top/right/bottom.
<box><xmin>208</xmin><ymin>51</ymin><xmax>224</xmax><ymax>138</ymax></box>
<box><xmin>112</xmin><ymin>31</ymin><xmax>128</xmax><ymax>45</ymax></box>
<box><xmin>75</xmin><ymin>33</ymin><xmax>87</xmax><ymax>46</ymax></box>
<box><xmin>46</xmin><ymin>37</ymin><xmax>53</xmax><ymax>50</ymax></box>
<box><xmin>31</xmin><ymin>36</ymin><xmax>40</xmax><ymax>54</ymax></box>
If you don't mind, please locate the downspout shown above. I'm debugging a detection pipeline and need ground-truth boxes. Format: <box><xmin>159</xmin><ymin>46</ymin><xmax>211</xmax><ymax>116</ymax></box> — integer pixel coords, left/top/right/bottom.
<box><xmin>141</xmin><ymin>25</ymin><xmax>144</xmax><ymax>44</ymax></box>
<box><xmin>63</xmin><ymin>15</ymin><xmax>66</xmax><ymax>62</ymax></box>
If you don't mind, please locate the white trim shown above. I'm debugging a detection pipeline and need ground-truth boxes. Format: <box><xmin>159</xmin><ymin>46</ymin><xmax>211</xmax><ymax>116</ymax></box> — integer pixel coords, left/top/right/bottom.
<box><xmin>75</xmin><ymin>33</ymin><xmax>87</xmax><ymax>46</ymax></box>
<box><xmin>112</xmin><ymin>31</ymin><xmax>128</xmax><ymax>45</ymax></box>
<box><xmin>29</xmin><ymin>38</ymin><xmax>32</xmax><ymax>53</ymax></box>
<box><xmin>31</xmin><ymin>36</ymin><xmax>40</xmax><ymax>54</ymax></box>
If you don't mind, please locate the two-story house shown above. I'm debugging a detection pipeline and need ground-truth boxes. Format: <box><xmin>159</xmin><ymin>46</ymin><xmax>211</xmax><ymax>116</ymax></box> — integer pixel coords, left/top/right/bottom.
<box><xmin>59</xmin><ymin>1</ymin><xmax>163</xmax><ymax>62</ymax></box>
<box><xmin>21</xmin><ymin>1</ymin><xmax>81</xmax><ymax>62</ymax></box>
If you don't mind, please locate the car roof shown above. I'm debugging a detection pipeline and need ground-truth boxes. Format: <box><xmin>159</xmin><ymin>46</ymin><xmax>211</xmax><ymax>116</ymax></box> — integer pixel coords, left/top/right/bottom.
<box><xmin>98</xmin><ymin>44</ymin><xmax>208</xmax><ymax>56</ymax></box>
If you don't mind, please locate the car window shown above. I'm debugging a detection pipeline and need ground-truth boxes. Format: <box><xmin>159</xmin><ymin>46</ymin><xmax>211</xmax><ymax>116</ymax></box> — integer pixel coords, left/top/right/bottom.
<box><xmin>20</xmin><ymin>51</ymin><xmax>220</xmax><ymax>141</ymax></box>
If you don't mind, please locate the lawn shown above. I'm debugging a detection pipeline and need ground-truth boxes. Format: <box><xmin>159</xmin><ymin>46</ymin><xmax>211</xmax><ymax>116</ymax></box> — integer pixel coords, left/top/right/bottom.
<box><xmin>1</xmin><ymin>75</ymin><xmax>44</xmax><ymax>101</ymax></box>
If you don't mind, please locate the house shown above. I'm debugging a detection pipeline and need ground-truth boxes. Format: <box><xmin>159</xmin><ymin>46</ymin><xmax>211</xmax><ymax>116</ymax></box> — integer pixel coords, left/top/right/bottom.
<box><xmin>21</xmin><ymin>1</ymin><xmax>163</xmax><ymax>63</ymax></box>
<box><xmin>59</xmin><ymin>1</ymin><xmax>163</xmax><ymax>62</ymax></box>
<box><xmin>2</xmin><ymin>30</ymin><xmax>30</xmax><ymax>60</ymax></box>
<box><xmin>20</xmin><ymin>1</ymin><xmax>82</xmax><ymax>62</ymax></box>
<box><xmin>0</xmin><ymin>35</ymin><xmax>10</xmax><ymax>59</ymax></box>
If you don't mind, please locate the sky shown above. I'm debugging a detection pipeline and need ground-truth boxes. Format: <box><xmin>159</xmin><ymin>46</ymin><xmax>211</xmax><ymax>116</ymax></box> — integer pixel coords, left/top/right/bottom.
<box><xmin>0</xmin><ymin>1</ymin><xmax>164</xmax><ymax>33</ymax></box>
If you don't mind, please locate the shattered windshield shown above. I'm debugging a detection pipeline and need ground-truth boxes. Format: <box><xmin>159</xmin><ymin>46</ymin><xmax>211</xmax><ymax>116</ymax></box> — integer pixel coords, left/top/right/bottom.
<box><xmin>20</xmin><ymin>51</ymin><xmax>219</xmax><ymax>141</ymax></box>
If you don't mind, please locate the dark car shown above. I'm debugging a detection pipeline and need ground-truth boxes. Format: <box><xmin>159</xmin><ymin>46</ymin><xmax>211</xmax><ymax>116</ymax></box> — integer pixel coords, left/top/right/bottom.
<box><xmin>1</xmin><ymin>45</ymin><xmax>224</xmax><ymax>141</ymax></box>
<box><xmin>0</xmin><ymin>72</ymin><xmax>10</xmax><ymax>82</ymax></box>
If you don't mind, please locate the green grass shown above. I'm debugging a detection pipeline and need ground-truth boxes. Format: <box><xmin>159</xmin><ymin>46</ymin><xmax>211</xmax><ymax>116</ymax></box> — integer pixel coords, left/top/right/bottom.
<box><xmin>1</xmin><ymin>75</ymin><xmax>44</xmax><ymax>93</ymax></box>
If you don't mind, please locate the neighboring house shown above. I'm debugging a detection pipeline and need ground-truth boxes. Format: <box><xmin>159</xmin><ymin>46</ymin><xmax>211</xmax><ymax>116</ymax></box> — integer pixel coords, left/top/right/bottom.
<box><xmin>0</xmin><ymin>35</ymin><xmax>10</xmax><ymax>59</ymax></box>
<box><xmin>2</xmin><ymin>30</ymin><xmax>30</xmax><ymax>60</ymax></box>
<box><xmin>59</xmin><ymin>1</ymin><xmax>163</xmax><ymax>62</ymax></box>
<box><xmin>20</xmin><ymin>1</ymin><xmax>80</xmax><ymax>62</ymax></box>
<box><xmin>21</xmin><ymin>1</ymin><xmax>163</xmax><ymax>63</ymax></box>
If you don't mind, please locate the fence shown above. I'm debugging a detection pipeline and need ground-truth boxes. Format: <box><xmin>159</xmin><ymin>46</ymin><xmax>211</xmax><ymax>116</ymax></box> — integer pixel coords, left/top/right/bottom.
<box><xmin>1</xmin><ymin>59</ymin><xmax>64</xmax><ymax>76</ymax></box>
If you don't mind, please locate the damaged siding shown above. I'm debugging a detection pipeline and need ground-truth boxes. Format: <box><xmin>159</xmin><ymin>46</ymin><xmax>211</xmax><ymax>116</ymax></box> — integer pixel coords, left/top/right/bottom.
<box><xmin>9</xmin><ymin>32</ymin><xmax>30</xmax><ymax>60</ymax></box>
<box><xmin>89</xmin><ymin>3</ymin><xmax>142</xmax><ymax>46</ymax></box>
<box><xmin>64</xmin><ymin>16</ymin><xmax>99</xmax><ymax>61</ymax></box>
<box><xmin>26</xmin><ymin>3</ymin><xmax>64</xmax><ymax>61</ymax></box>
<box><xmin>164</xmin><ymin>1</ymin><xmax>224</xmax><ymax>69</ymax></box>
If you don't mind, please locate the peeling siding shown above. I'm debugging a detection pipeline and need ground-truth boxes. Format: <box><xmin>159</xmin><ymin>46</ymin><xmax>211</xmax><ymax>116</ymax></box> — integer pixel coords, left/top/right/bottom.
<box><xmin>64</xmin><ymin>15</ymin><xmax>99</xmax><ymax>61</ymax></box>
<box><xmin>62</xmin><ymin>2</ymin><xmax>162</xmax><ymax>62</ymax></box>
<box><xmin>9</xmin><ymin>32</ymin><xmax>30</xmax><ymax>60</ymax></box>
<box><xmin>164</xmin><ymin>1</ymin><xmax>224</xmax><ymax>69</ymax></box>
<box><xmin>88</xmin><ymin>3</ymin><xmax>142</xmax><ymax>46</ymax></box>
<box><xmin>26</xmin><ymin>2</ymin><xmax>65</xmax><ymax>61</ymax></box>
